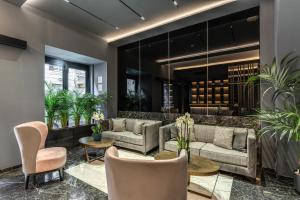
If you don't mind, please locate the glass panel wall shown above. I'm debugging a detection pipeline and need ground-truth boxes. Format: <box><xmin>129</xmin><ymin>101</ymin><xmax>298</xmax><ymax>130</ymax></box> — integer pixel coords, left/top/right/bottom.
<box><xmin>118</xmin><ymin>7</ymin><xmax>259</xmax><ymax>116</ymax></box>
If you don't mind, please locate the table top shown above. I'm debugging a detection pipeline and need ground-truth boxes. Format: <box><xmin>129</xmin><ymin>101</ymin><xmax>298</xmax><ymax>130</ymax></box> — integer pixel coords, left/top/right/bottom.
<box><xmin>78</xmin><ymin>137</ymin><xmax>115</xmax><ymax>149</ymax></box>
<box><xmin>154</xmin><ymin>151</ymin><xmax>220</xmax><ymax>176</ymax></box>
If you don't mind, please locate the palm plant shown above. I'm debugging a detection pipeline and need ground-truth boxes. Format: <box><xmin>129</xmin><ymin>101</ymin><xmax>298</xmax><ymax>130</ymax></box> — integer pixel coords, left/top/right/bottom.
<box><xmin>248</xmin><ymin>53</ymin><xmax>300</xmax><ymax>172</ymax></box>
<box><xmin>82</xmin><ymin>93</ymin><xmax>99</xmax><ymax>124</ymax></box>
<box><xmin>56</xmin><ymin>90</ymin><xmax>73</xmax><ymax>128</ymax></box>
<box><xmin>71</xmin><ymin>91</ymin><xmax>85</xmax><ymax>126</ymax></box>
<box><xmin>45</xmin><ymin>83</ymin><xmax>59</xmax><ymax>129</ymax></box>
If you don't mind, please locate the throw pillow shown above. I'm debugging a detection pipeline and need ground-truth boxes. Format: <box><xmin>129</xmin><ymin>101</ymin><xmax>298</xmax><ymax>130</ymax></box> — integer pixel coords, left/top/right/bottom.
<box><xmin>133</xmin><ymin>121</ymin><xmax>144</xmax><ymax>135</ymax></box>
<box><xmin>233</xmin><ymin>128</ymin><xmax>248</xmax><ymax>152</ymax></box>
<box><xmin>213</xmin><ymin>126</ymin><xmax>234</xmax><ymax>149</ymax></box>
<box><xmin>112</xmin><ymin>119</ymin><xmax>126</xmax><ymax>132</ymax></box>
<box><xmin>170</xmin><ymin>125</ymin><xmax>178</xmax><ymax>139</ymax></box>
<box><xmin>126</xmin><ymin>118</ymin><xmax>136</xmax><ymax>132</ymax></box>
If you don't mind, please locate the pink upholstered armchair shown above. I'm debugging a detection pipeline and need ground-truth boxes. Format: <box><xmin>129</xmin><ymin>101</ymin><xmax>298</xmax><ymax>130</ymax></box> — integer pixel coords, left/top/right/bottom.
<box><xmin>14</xmin><ymin>121</ymin><xmax>67</xmax><ymax>189</ymax></box>
<box><xmin>105</xmin><ymin>146</ymin><xmax>188</xmax><ymax>200</ymax></box>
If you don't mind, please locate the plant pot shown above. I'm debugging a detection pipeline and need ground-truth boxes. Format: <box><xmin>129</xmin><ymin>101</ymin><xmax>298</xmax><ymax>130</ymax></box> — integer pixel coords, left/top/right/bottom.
<box><xmin>92</xmin><ymin>133</ymin><xmax>102</xmax><ymax>141</ymax></box>
<box><xmin>294</xmin><ymin>170</ymin><xmax>300</xmax><ymax>193</ymax></box>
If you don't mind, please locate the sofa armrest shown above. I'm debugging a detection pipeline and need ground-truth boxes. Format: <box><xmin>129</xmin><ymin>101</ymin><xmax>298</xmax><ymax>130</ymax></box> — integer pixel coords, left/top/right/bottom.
<box><xmin>159</xmin><ymin>123</ymin><xmax>174</xmax><ymax>152</ymax></box>
<box><xmin>142</xmin><ymin>121</ymin><xmax>162</xmax><ymax>153</ymax></box>
<box><xmin>247</xmin><ymin>129</ymin><xmax>257</xmax><ymax>178</ymax></box>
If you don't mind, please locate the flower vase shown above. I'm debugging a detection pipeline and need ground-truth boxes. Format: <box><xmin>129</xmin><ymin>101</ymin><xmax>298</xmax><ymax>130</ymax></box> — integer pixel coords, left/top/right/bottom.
<box><xmin>187</xmin><ymin>148</ymin><xmax>191</xmax><ymax>163</ymax></box>
<box><xmin>92</xmin><ymin>133</ymin><xmax>102</xmax><ymax>141</ymax></box>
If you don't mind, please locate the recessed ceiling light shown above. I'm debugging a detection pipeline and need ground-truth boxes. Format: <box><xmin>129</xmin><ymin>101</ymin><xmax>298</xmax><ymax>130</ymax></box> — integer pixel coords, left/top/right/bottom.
<box><xmin>173</xmin><ymin>0</ymin><xmax>178</xmax><ymax>7</ymax></box>
<box><xmin>141</xmin><ymin>16</ymin><xmax>146</xmax><ymax>21</ymax></box>
<box><xmin>105</xmin><ymin>0</ymin><xmax>237</xmax><ymax>43</ymax></box>
<box><xmin>115</xmin><ymin>26</ymin><xmax>120</xmax><ymax>30</ymax></box>
<box><xmin>64</xmin><ymin>0</ymin><xmax>70</xmax><ymax>3</ymax></box>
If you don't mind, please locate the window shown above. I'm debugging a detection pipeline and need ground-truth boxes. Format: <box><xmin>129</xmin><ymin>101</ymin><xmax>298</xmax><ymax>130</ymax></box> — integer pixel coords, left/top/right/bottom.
<box><xmin>45</xmin><ymin>63</ymin><xmax>63</xmax><ymax>91</ymax></box>
<box><xmin>45</xmin><ymin>56</ymin><xmax>90</xmax><ymax>94</ymax></box>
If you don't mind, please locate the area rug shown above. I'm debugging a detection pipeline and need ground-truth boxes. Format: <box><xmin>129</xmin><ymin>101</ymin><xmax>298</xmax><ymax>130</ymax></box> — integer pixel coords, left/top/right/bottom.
<box><xmin>65</xmin><ymin>150</ymin><xmax>233</xmax><ymax>200</ymax></box>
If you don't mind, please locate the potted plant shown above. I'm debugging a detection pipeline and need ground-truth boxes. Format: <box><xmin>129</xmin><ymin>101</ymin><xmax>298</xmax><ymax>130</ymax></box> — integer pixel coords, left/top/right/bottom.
<box><xmin>248</xmin><ymin>53</ymin><xmax>300</xmax><ymax>191</ymax></box>
<box><xmin>56</xmin><ymin>90</ymin><xmax>72</xmax><ymax>128</ymax></box>
<box><xmin>91</xmin><ymin>111</ymin><xmax>104</xmax><ymax>141</ymax></box>
<box><xmin>45</xmin><ymin>83</ymin><xmax>59</xmax><ymax>129</ymax></box>
<box><xmin>82</xmin><ymin>93</ymin><xmax>99</xmax><ymax>124</ymax></box>
<box><xmin>175</xmin><ymin>112</ymin><xmax>194</xmax><ymax>163</ymax></box>
<box><xmin>71</xmin><ymin>91</ymin><xmax>85</xmax><ymax>126</ymax></box>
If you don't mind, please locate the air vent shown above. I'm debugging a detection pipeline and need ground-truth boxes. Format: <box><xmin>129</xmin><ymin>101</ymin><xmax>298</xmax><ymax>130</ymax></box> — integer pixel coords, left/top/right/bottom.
<box><xmin>0</xmin><ymin>34</ymin><xmax>27</xmax><ymax>49</ymax></box>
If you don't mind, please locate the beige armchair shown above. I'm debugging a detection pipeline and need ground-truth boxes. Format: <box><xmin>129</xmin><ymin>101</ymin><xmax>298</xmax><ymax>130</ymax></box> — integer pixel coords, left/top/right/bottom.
<box><xmin>14</xmin><ymin>121</ymin><xmax>67</xmax><ymax>189</ymax></box>
<box><xmin>105</xmin><ymin>146</ymin><xmax>188</xmax><ymax>200</ymax></box>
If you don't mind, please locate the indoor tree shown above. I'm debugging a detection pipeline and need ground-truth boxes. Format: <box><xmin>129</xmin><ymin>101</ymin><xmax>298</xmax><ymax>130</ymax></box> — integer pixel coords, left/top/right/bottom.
<box><xmin>56</xmin><ymin>90</ymin><xmax>73</xmax><ymax>128</ymax></box>
<box><xmin>45</xmin><ymin>83</ymin><xmax>59</xmax><ymax>129</ymax></box>
<box><xmin>71</xmin><ymin>91</ymin><xmax>85</xmax><ymax>126</ymax></box>
<box><xmin>82</xmin><ymin>93</ymin><xmax>99</xmax><ymax>124</ymax></box>
<box><xmin>248</xmin><ymin>53</ymin><xmax>300</xmax><ymax>174</ymax></box>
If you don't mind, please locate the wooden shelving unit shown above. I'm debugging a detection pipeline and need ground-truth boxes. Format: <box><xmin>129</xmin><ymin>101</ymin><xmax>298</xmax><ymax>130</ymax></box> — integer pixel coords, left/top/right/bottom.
<box><xmin>190</xmin><ymin>79</ymin><xmax>229</xmax><ymax>108</ymax></box>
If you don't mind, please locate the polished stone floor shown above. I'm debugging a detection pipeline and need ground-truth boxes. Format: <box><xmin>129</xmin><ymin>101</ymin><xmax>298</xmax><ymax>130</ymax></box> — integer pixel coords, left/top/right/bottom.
<box><xmin>0</xmin><ymin>147</ymin><xmax>299</xmax><ymax>200</ymax></box>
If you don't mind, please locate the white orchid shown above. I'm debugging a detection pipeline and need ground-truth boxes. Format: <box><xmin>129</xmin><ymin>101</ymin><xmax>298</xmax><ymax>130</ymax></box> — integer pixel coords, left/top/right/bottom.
<box><xmin>92</xmin><ymin>112</ymin><xmax>105</xmax><ymax>122</ymax></box>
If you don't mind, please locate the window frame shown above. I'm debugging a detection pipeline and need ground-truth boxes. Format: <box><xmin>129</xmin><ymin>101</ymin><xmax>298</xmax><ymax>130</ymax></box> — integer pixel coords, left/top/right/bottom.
<box><xmin>45</xmin><ymin>56</ymin><xmax>90</xmax><ymax>93</ymax></box>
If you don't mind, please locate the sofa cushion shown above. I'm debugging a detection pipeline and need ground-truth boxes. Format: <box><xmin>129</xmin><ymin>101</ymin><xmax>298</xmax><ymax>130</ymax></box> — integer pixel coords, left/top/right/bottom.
<box><xmin>164</xmin><ymin>140</ymin><xmax>205</xmax><ymax>156</ymax></box>
<box><xmin>213</xmin><ymin>126</ymin><xmax>234</xmax><ymax>149</ymax></box>
<box><xmin>233</xmin><ymin>128</ymin><xmax>248</xmax><ymax>152</ymax></box>
<box><xmin>133</xmin><ymin>121</ymin><xmax>144</xmax><ymax>135</ymax></box>
<box><xmin>194</xmin><ymin>125</ymin><xmax>216</xmax><ymax>143</ymax></box>
<box><xmin>125</xmin><ymin>119</ymin><xmax>136</xmax><ymax>132</ymax></box>
<box><xmin>112</xmin><ymin>119</ymin><xmax>126</xmax><ymax>132</ymax></box>
<box><xmin>102</xmin><ymin>131</ymin><xmax>143</xmax><ymax>146</ymax></box>
<box><xmin>200</xmin><ymin>143</ymin><xmax>248</xmax><ymax>167</ymax></box>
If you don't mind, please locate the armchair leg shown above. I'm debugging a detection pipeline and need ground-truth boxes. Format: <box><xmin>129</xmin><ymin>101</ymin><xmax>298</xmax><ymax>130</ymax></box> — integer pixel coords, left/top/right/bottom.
<box><xmin>58</xmin><ymin>168</ymin><xmax>64</xmax><ymax>181</ymax></box>
<box><xmin>25</xmin><ymin>175</ymin><xmax>30</xmax><ymax>189</ymax></box>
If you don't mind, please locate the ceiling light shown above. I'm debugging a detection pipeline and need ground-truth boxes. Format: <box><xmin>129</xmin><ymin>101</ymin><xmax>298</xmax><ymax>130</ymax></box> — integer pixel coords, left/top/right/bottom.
<box><xmin>119</xmin><ymin>0</ymin><xmax>145</xmax><ymax>21</ymax></box>
<box><xmin>115</xmin><ymin>26</ymin><xmax>120</xmax><ymax>30</ymax></box>
<box><xmin>156</xmin><ymin>42</ymin><xmax>259</xmax><ymax>63</ymax></box>
<box><xmin>64</xmin><ymin>0</ymin><xmax>118</xmax><ymax>30</ymax></box>
<box><xmin>105</xmin><ymin>0</ymin><xmax>236</xmax><ymax>43</ymax></box>
<box><xmin>173</xmin><ymin>0</ymin><xmax>178</xmax><ymax>7</ymax></box>
<box><xmin>174</xmin><ymin>56</ymin><xmax>259</xmax><ymax>71</ymax></box>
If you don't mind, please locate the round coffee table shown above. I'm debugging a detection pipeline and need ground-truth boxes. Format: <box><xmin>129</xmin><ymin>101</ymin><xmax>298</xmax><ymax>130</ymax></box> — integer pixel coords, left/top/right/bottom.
<box><xmin>79</xmin><ymin>137</ymin><xmax>115</xmax><ymax>163</ymax></box>
<box><xmin>155</xmin><ymin>151</ymin><xmax>220</xmax><ymax>198</ymax></box>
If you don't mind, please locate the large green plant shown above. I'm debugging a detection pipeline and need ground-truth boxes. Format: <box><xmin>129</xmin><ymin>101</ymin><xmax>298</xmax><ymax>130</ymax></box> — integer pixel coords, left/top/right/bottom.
<box><xmin>82</xmin><ymin>93</ymin><xmax>99</xmax><ymax>124</ymax></box>
<box><xmin>248</xmin><ymin>53</ymin><xmax>300</xmax><ymax>171</ymax></box>
<box><xmin>45</xmin><ymin>83</ymin><xmax>59</xmax><ymax>129</ymax></box>
<box><xmin>56</xmin><ymin>90</ymin><xmax>73</xmax><ymax>128</ymax></box>
<box><xmin>71</xmin><ymin>91</ymin><xmax>85</xmax><ymax>126</ymax></box>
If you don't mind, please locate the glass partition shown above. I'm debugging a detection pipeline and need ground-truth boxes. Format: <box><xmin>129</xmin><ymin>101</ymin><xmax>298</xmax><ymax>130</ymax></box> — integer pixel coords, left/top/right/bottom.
<box><xmin>117</xmin><ymin>7</ymin><xmax>260</xmax><ymax>116</ymax></box>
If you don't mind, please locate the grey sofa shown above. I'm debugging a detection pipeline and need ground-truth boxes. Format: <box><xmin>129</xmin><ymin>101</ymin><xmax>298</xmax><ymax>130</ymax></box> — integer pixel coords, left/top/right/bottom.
<box><xmin>102</xmin><ymin>118</ymin><xmax>162</xmax><ymax>154</ymax></box>
<box><xmin>159</xmin><ymin>123</ymin><xmax>257</xmax><ymax>178</ymax></box>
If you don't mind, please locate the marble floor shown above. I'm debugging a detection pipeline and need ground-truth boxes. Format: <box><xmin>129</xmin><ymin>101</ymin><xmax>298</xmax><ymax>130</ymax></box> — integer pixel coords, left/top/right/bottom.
<box><xmin>0</xmin><ymin>146</ymin><xmax>299</xmax><ymax>200</ymax></box>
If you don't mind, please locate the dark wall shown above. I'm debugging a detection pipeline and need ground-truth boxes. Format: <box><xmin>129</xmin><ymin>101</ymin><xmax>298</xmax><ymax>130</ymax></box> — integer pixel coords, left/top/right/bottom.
<box><xmin>260</xmin><ymin>0</ymin><xmax>300</xmax><ymax>177</ymax></box>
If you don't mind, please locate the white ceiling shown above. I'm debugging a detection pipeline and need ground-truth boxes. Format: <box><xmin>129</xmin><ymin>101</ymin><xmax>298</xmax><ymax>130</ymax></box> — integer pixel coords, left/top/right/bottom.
<box><xmin>22</xmin><ymin>0</ymin><xmax>236</xmax><ymax>42</ymax></box>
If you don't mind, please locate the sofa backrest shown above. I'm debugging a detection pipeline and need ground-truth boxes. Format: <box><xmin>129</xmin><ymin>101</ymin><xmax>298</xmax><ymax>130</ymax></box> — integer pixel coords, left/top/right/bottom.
<box><xmin>193</xmin><ymin>124</ymin><xmax>249</xmax><ymax>143</ymax></box>
<box><xmin>193</xmin><ymin>124</ymin><xmax>216</xmax><ymax>143</ymax></box>
<box><xmin>109</xmin><ymin>118</ymin><xmax>159</xmax><ymax>132</ymax></box>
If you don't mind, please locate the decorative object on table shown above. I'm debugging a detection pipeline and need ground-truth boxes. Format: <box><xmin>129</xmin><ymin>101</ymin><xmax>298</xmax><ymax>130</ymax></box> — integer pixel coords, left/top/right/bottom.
<box><xmin>91</xmin><ymin>112</ymin><xmax>104</xmax><ymax>141</ymax></box>
<box><xmin>247</xmin><ymin>53</ymin><xmax>300</xmax><ymax>191</ymax></box>
<box><xmin>175</xmin><ymin>112</ymin><xmax>194</xmax><ymax>162</ymax></box>
<box><xmin>78</xmin><ymin>137</ymin><xmax>115</xmax><ymax>162</ymax></box>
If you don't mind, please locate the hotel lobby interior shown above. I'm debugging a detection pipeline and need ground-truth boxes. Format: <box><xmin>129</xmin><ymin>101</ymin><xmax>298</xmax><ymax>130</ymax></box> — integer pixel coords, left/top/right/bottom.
<box><xmin>1</xmin><ymin>0</ymin><xmax>300</xmax><ymax>199</ymax></box>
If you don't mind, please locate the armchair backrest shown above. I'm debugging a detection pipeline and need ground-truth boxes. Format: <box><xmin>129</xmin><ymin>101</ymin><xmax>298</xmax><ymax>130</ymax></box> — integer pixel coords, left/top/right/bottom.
<box><xmin>14</xmin><ymin>121</ymin><xmax>48</xmax><ymax>174</ymax></box>
<box><xmin>105</xmin><ymin>146</ymin><xmax>187</xmax><ymax>200</ymax></box>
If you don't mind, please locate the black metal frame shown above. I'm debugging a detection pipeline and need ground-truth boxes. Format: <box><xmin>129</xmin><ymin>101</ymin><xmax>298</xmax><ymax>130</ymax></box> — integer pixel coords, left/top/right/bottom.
<box><xmin>45</xmin><ymin>56</ymin><xmax>90</xmax><ymax>93</ymax></box>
